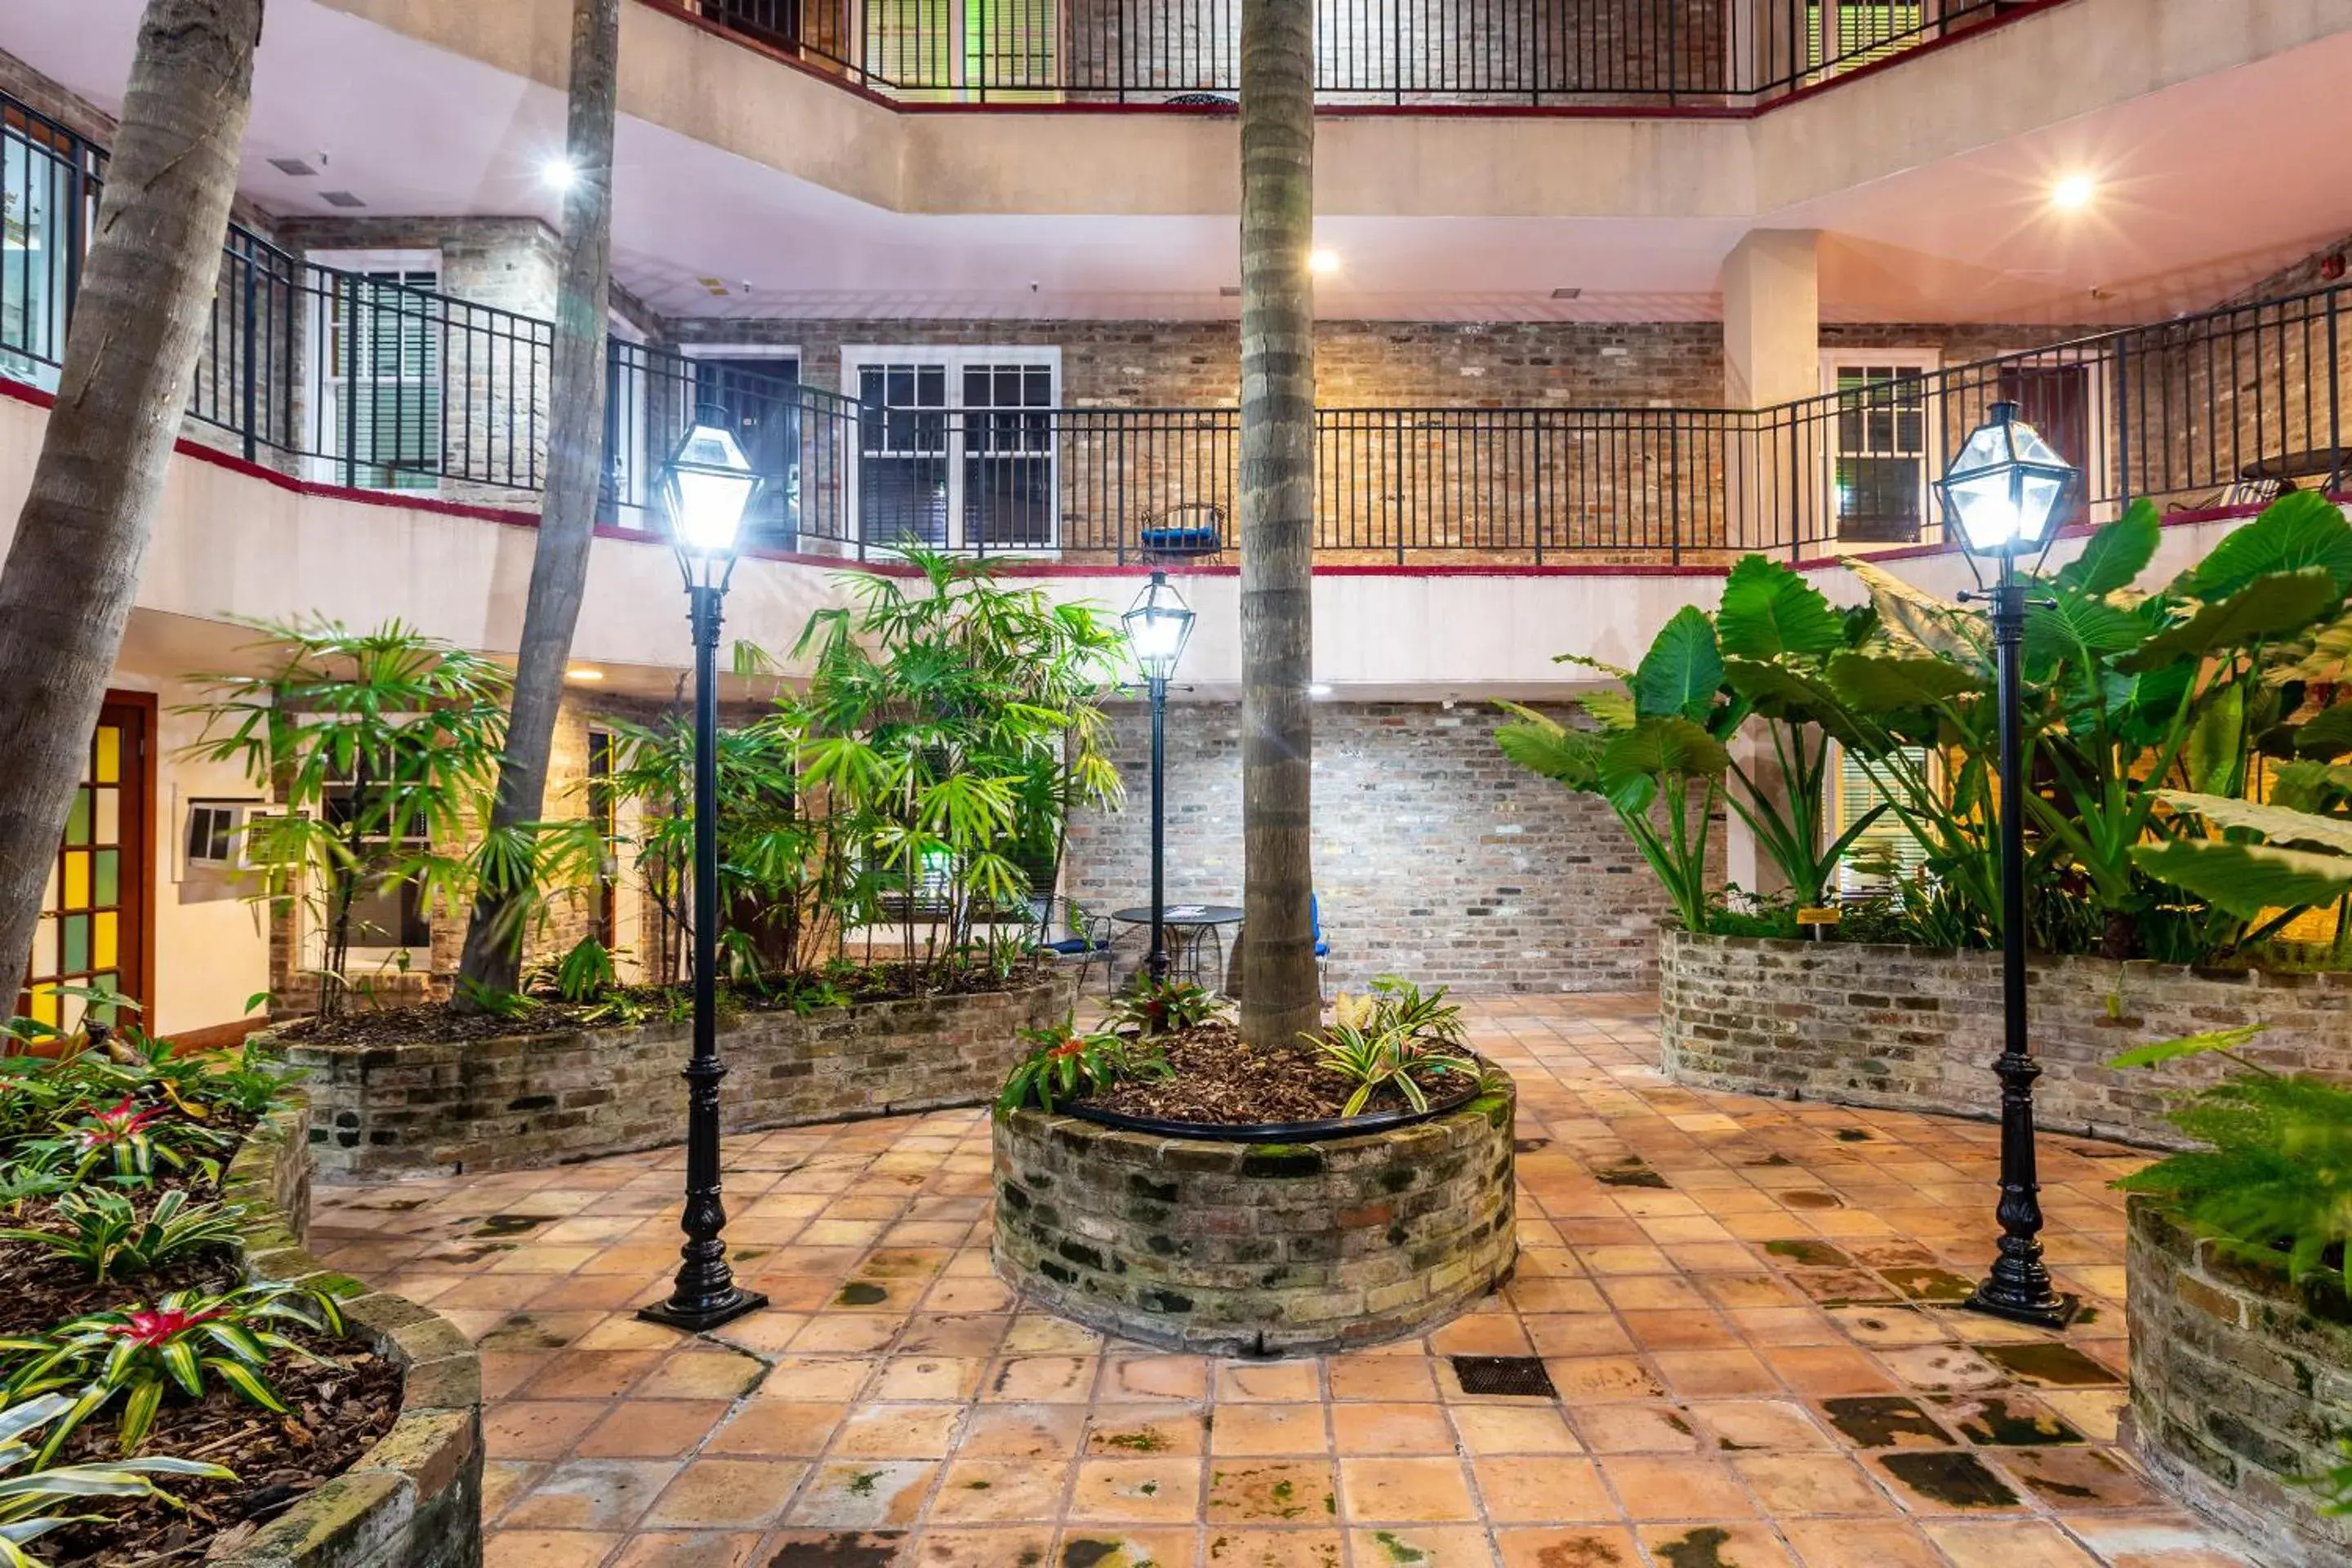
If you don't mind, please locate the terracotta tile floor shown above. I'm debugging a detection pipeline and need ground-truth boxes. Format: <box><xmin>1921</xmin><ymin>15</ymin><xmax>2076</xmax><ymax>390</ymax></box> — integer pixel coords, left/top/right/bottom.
<box><xmin>310</xmin><ymin>994</ymin><xmax>2252</xmax><ymax>1568</ymax></box>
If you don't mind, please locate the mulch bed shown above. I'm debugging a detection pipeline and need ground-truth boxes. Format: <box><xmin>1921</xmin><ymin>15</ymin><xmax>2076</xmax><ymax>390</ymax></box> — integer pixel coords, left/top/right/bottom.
<box><xmin>275</xmin><ymin>959</ymin><xmax>1054</xmax><ymax>1046</ymax></box>
<box><xmin>2</xmin><ymin>1094</ymin><xmax>402</xmax><ymax>1563</ymax></box>
<box><xmin>1069</xmin><ymin>1023</ymin><xmax>1476</xmax><ymax>1126</ymax></box>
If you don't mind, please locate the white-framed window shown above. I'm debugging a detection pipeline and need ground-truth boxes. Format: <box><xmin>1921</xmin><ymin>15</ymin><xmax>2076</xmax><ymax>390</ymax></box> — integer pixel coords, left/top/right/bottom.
<box><xmin>306</xmin><ymin>250</ymin><xmax>442</xmax><ymax>492</ymax></box>
<box><xmin>844</xmin><ymin>346</ymin><xmax>1060</xmax><ymax>552</ymax></box>
<box><xmin>1832</xmin><ymin>741</ymin><xmax>1931</xmax><ymax>896</ymax></box>
<box><xmin>1821</xmin><ymin>349</ymin><xmax>1942</xmax><ymax>546</ymax></box>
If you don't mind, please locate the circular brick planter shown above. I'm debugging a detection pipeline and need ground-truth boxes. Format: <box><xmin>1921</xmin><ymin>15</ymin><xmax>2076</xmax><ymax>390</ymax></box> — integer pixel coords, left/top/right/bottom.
<box><xmin>991</xmin><ymin>1077</ymin><xmax>1517</xmax><ymax>1356</ymax></box>
<box><xmin>2125</xmin><ymin>1197</ymin><xmax>2352</xmax><ymax>1568</ymax></box>
<box><xmin>218</xmin><ymin>1096</ymin><xmax>483</xmax><ymax>1568</ymax></box>
<box><xmin>1659</xmin><ymin>929</ymin><xmax>2352</xmax><ymax>1149</ymax></box>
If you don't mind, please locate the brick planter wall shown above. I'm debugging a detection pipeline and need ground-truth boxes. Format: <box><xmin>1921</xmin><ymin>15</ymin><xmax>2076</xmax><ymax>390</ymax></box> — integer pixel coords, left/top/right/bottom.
<box><xmin>277</xmin><ymin>973</ymin><xmax>1077</xmax><ymax>1180</ymax></box>
<box><xmin>220</xmin><ymin>1098</ymin><xmax>483</xmax><ymax>1568</ymax></box>
<box><xmin>1658</xmin><ymin>929</ymin><xmax>2352</xmax><ymax>1149</ymax></box>
<box><xmin>991</xmin><ymin>1080</ymin><xmax>1517</xmax><ymax>1356</ymax></box>
<box><xmin>2125</xmin><ymin>1198</ymin><xmax>2352</xmax><ymax>1568</ymax></box>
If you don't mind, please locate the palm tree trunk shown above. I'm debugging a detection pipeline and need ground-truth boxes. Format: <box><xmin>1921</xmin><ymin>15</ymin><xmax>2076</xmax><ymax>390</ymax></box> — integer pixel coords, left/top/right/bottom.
<box><xmin>1236</xmin><ymin>0</ymin><xmax>1320</xmax><ymax>1047</ymax></box>
<box><xmin>455</xmin><ymin>0</ymin><xmax>622</xmax><ymax>1006</ymax></box>
<box><xmin>0</xmin><ymin>0</ymin><xmax>265</xmax><ymax>1006</ymax></box>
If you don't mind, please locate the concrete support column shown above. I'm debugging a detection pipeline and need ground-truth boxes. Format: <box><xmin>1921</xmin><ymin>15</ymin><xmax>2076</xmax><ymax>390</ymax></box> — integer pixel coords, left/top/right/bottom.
<box><xmin>1722</xmin><ymin>228</ymin><xmax>1820</xmax><ymax>412</ymax></box>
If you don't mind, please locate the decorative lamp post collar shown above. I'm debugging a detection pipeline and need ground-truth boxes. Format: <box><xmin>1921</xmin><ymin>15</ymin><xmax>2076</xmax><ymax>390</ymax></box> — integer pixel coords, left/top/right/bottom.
<box><xmin>1124</xmin><ymin>571</ymin><xmax>1196</xmax><ymax>684</ymax></box>
<box><xmin>660</xmin><ymin>410</ymin><xmax>763</xmax><ymax>588</ymax></box>
<box><xmin>1938</xmin><ymin>401</ymin><xmax>2078</xmax><ymax>563</ymax></box>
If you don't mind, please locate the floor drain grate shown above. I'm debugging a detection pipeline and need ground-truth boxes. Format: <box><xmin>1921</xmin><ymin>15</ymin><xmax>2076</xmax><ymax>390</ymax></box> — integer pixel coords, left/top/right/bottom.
<box><xmin>1451</xmin><ymin>1356</ymin><xmax>1557</xmax><ymax>1397</ymax></box>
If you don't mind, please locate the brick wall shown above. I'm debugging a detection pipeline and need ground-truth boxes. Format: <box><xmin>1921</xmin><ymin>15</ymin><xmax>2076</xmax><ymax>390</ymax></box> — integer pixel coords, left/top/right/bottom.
<box><xmin>2126</xmin><ymin>1198</ymin><xmax>2352</xmax><ymax>1568</ymax></box>
<box><xmin>1062</xmin><ymin>701</ymin><xmax>1722</xmax><ymax>994</ymax></box>
<box><xmin>278</xmin><ymin>971</ymin><xmax>1076</xmax><ymax>1179</ymax></box>
<box><xmin>992</xmin><ymin>1082</ymin><xmax>1517</xmax><ymax>1355</ymax></box>
<box><xmin>1658</xmin><ymin>929</ymin><xmax>2352</xmax><ymax>1148</ymax></box>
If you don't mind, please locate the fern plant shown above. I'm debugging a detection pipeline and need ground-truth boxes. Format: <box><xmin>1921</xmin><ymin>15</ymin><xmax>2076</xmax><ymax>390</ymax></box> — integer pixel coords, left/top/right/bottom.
<box><xmin>2111</xmin><ymin>1027</ymin><xmax>2352</xmax><ymax>1290</ymax></box>
<box><xmin>0</xmin><ymin>1284</ymin><xmax>345</xmax><ymax>1460</ymax></box>
<box><xmin>0</xmin><ymin>1392</ymin><xmax>234</xmax><ymax>1568</ymax></box>
<box><xmin>0</xmin><ymin>1191</ymin><xmax>244</xmax><ymax>1285</ymax></box>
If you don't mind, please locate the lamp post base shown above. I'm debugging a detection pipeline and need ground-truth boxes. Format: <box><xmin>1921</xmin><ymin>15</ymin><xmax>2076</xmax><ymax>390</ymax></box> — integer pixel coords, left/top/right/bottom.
<box><xmin>638</xmin><ymin>1285</ymin><xmax>769</xmax><ymax>1334</ymax></box>
<box><xmin>1962</xmin><ymin>1282</ymin><xmax>2079</xmax><ymax>1331</ymax></box>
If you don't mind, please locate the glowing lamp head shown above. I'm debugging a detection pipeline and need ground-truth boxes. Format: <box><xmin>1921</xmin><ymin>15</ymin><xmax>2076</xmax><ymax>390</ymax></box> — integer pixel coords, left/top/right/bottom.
<box><xmin>660</xmin><ymin>418</ymin><xmax>762</xmax><ymax>560</ymax></box>
<box><xmin>1123</xmin><ymin>571</ymin><xmax>1196</xmax><ymax>681</ymax></box>
<box><xmin>542</xmin><ymin>157</ymin><xmax>581</xmax><ymax>193</ymax></box>
<box><xmin>1307</xmin><ymin>249</ymin><xmax>1341</xmax><ymax>276</ymax></box>
<box><xmin>1937</xmin><ymin>402</ymin><xmax>2077</xmax><ymax>558</ymax></box>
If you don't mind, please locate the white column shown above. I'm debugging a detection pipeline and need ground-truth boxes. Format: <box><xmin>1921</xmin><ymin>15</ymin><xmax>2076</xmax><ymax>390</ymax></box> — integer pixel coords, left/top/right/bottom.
<box><xmin>1722</xmin><ymin>228</ymin><xmax>1820</xmax><ymax>412</ymax></box>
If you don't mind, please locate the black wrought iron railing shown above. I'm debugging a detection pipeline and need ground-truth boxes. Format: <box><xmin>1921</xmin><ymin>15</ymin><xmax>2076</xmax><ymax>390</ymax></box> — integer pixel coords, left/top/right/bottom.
<box><xmin>4</xmin><ymin>80</ymin><xmax>2346</xmax><ymax>570</ymax></box>
<box><xmin>674</xmin><ymin>0</ymin><xmax>2043</xmax><ymax>108</ymax></box>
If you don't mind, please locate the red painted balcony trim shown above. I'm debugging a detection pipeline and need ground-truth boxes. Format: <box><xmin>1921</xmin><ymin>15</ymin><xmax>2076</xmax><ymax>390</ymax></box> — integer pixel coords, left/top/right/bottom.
<box><xmin>627</xmin><ymin>0</ymin><xmax>2080</xmax><ymax>120</ymax></box>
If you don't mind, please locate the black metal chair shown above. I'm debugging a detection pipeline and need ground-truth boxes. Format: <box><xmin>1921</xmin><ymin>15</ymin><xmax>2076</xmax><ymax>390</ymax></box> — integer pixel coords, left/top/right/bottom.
<box><xmin>1031</xmin><ymin>897</ymin><xmax>1116</xmax><ymax>997</ymax></box>
<box><xmin>1138</xmin><ymin>501</ymin><xmax>1226</xmax><ymax>563</ymax></box>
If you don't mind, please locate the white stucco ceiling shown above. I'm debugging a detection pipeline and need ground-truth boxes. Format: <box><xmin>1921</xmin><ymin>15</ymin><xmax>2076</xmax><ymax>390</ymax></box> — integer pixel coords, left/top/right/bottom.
<box><xmin>5</xmin><ymin>0</ymin><xmax>2349</xmax><ymax>325</ymax></box>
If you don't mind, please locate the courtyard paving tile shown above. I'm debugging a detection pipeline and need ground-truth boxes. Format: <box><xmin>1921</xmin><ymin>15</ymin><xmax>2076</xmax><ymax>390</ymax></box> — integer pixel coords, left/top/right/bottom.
<box><xmin>310</xmin><ymin>993</ymin><xmax>2249</xmax><ymax>1568</ymax></box>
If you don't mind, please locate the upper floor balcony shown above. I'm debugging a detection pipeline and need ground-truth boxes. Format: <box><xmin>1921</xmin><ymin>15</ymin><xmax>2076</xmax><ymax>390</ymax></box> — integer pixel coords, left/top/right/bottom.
<box><xmin>670</xmin><ymin>0</ymin><xmax>2053</xmax><ymax>110</ymax></box>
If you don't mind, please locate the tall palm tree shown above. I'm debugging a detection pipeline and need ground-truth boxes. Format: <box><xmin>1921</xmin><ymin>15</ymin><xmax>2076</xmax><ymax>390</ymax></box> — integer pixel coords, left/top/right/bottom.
<box><xmin>0</xmin><ymin>0</ymin><xmax>265</xmax><ymax>1006</ymax></box>
<box><xmin>455</xmin><ymin>0</ymin><xmax>623</xmax><ymax>1004</ymax></box>
<box><xmin>1236</xmin><ymin>0</ymin><xmax>1320</xmax><ymax>1047</ymax></box>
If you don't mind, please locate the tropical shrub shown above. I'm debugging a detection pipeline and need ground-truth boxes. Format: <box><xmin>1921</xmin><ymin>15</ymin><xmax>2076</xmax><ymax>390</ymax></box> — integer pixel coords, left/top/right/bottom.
<box><xmin>16</xmin><ymin>1098</ymin><xmax>234</xmax><ymax>1187</ymax></box>
<box><xmin>180</xmin><ymin>620</ymin><xmax>600</xmax><ymax>1016</ymax></box>
<box><xmin>1313</xmin><ymin>1022</ymin><xmax>1480</xmax><ymax>1118</ymax></box>
<box><xmin>1103</xmin><ymin>977</ymin><xmax>1226</xmax><ymax>1038</ymax></box>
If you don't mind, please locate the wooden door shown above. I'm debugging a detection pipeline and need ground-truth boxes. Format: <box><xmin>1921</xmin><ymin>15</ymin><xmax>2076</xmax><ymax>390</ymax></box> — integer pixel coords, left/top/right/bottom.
<box><xmin>1998</xmin><ymin>363</ymin><xmax>2093</xmax><ymax>527</ymax></box>
<box><xmin>16</xmin><ymin>693</ymin><xmax>153</xmax><ymax>1039</ymax></box>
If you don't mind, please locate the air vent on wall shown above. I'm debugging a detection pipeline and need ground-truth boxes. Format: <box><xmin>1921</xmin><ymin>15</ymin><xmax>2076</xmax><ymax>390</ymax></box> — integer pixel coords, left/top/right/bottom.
<box><xmin>319</xmin><ymin>190</ymin><xmax>367</xmax><ymax>208</ymax></box>
<box><xmin>267</xmin><ymin>157</ymin><xmax>317</xmax><ymax>177</ymax></box>
<box><xmin>1218</xmin><ymin>285</ymin><xmax>1242</xmax><ymax>297</ymax></box>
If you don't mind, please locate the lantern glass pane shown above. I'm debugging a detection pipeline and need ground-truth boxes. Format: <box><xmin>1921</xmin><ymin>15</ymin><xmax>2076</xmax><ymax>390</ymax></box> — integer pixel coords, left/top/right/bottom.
<box><xmin>1948</xmin><ymin>470</ymin><xmax>2026</xmax><ymax>552</ymax></box>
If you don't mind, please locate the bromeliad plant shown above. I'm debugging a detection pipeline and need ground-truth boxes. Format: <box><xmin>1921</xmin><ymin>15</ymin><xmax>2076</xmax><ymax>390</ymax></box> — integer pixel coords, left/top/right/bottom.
<box><xmin>0</xmin><ymin>1392</ymin><xmax>234</xmax><ymax>1568</ymax></box>
<box><xmin>997</xmin><ymin>1018</ymin><xmax>1172</xmax><ymax>1114</ymax></box>
<box><xmin>17</xmin><ymin>1098</ymin><xmax>234</xmax><ymax>1188</ymax></box>
<box><xmin>1317</xmin><ymin>975</ymin><xmax>1480</xmax><ymax>1117</ymax></box>
<box><xmin>0</xmin><ymin>1283</ymin><xmax>346</xmax><ymax>1461</ymax></box>
<box><xmin>1103</xmin><ymin>977</ymin><xmax>1227</xmax><ymax>1039</ymax></box>
<box><xmin>0</xmin><ymin>1191</ymin><xmax>244</xmax><ymax>1285</ymax></box>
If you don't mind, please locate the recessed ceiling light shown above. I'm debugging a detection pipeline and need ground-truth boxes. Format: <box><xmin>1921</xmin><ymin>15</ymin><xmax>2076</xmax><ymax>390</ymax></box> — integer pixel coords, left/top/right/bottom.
<box><xmin>1551</xmin><ymin>287</ymin><xmax>1583</xmax><ymax>300</ymax></box>
<box><xmin>2051</xmin><ymin>174</ymin><xmax>2097</xmax><ymax>211</ymax></box>
<box><xmin>541</xmin><ymin>156</ymin><xmax>580</xmax><ymax>192</ymax></box>
<box><xmin>565</xmin><ymin>666</ymin><xmax>604</xmax><ymax>684</ymax></box>
<box><xmin>1307</xmin><ymin>250</ymin><xmax>1342</xmax><ymax>276</ymax></box>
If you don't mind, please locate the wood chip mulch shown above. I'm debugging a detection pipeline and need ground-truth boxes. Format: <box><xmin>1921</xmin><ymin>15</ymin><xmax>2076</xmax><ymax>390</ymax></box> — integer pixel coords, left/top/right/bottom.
<box><xmin>1069</xmin><ymin>1023</ymin><xmax>1475</xmax><ymax>1126</ymax></box>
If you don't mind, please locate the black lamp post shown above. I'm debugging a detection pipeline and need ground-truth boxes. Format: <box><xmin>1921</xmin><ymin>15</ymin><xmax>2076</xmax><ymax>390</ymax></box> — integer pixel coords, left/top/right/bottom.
<box><xmin>1938</xmin><ymin>400</ymin><xmax>2081</xmax><ymax>1331</ymax></box>
<box><xmin>640</xmin><ymin>412</ymin><xmax>769</xmax><ymax>1334</ymax></box>
<box><xmin>1122</xmin><ymin>571</ymin><xmax>1196</xmax><ymax>984</ymax></box>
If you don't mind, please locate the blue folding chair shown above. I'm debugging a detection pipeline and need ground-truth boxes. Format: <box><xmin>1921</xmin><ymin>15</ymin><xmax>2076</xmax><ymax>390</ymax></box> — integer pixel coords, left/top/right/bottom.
<box><xmin>1034</xmin><ymin>897</ymin><xmax>1116</xmax><ymax>997</ymax></box>
<box><xmin>1311</xmin><ymin>893</ymin><xmax>1332</xmax><ymax>996</ymax></box>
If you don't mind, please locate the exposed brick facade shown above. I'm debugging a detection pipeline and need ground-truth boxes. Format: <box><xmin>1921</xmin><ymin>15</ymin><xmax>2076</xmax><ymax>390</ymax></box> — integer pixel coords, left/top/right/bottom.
<box><xmin>2126</xmin><ymin>1198</ymin><xmax>2352</xmax><ymax>1568</ymax></box>
<box><xmin>1062</xmin><ymin>702</ymin><xmax>1723</xmax><ymax>995</ymax></box>
<box><xmin>991</xmin><ymin>1082</ymin><xmax>1517</xmax><ymax>1355</ymax></box>
<box><xmin>1658</xmin><ymin>929</ymin><xmax>2352</xmax><ymax>1149</ymax></box>
<box><xmin>276</xmin><ymin>972</ymin><xmax>1076</xmax><ymax>1180</ymax></box>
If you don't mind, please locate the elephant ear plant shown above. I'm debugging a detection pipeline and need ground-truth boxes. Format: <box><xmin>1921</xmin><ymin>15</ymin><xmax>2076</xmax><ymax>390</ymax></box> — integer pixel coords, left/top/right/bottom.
<box><xmin>1494</xmin><ymin>605</ymin><xmax>1739</xmax><ymax>934</ymax></box>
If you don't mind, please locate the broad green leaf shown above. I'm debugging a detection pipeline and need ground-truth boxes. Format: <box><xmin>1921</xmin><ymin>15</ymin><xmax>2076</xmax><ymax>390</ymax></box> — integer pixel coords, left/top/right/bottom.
<box><xmin>1826</xmin><ymin>653</ymin><xmax>1979</xmax><ymax>712</ymax></box>
<box><xmin>2272</xmin><ymin>607</ymin><xmax>2352</xmax><ymax>684</ymax></box>
<box><xmin>2152</xmin><ymin>790</ymin><xmax>2352</xmax><ymax>854</ymax></box>
<box><xmin>1576</xmin><ymin>688</ymin><xmax>1637</xmax><ymax>733</ymax></box>
<box><xmin>2055</xmin><ymin>499</ymin><xmax>2161</xmax><ymax>595</ymax></box>
<box><xmin>2132</xmin><ymin>837</ymin><xmax>2352</xmax><ymax>918</ymax></box>
<box><xmin>2185</xmin><ymin>489</ymin><xmax>2352</xmax><ymax>598</ymax></box>
<box><xmin>2108</xmin><ymin>1024</ymin><xmax>2269</xmax><ymax>1071</ymax></box>
<box><xmin>1722</xmin><ymin>659</ymin><xmax>1874</xmax><ymax>746</ymax></box>
<box><xmin>2185</xmin><ymin>683</ymin><xmax>2246</xmax><ymax>796</ymax></box>
<box><xmin>1717</xmin><ymin>555</ymin><xmax>1845</xmax><ymax>662</ymax></box>
<box><xmin>1843</xmin><ymin>555</ymin><xmax>1979</xmax><ymax>660</ymax></box>
<box><xmin>2270</xmin><ymin>760</ymin><xmax>2352</xmax><ymax>813</ymax></box>
<box><xmin>2118</xmin><ymin>568</ymin><xmax>2339</xmax><ymax>670</ymax></box>
<box><xmin>2292</xmin><ymin>704</ymin><xmax>2352</xmax><ymax>760</ymax></box>
<box><xmin>1492</xmin><ymin>703</ymin><xmax>1601</xmax><ymax>789</ymax></box>
<box><xmin>2025</xmin><ymin>591</ymin><xmax>2151</xmax><ymax>671</ymax></box>
<box><xmin>1633</xmin><ymin>607</ymin><xmax>1724</xmax><ymax>722</ymax></box>
<box><xmin>1600</xmin><ymin>716</ymin><xmax>1731</xmax><ymax>786</ymax></box>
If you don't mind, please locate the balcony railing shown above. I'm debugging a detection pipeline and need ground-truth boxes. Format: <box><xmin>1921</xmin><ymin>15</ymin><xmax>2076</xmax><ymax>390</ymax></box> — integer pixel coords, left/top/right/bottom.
<box><xmin>669</xmin><ymin>0</ymin><xmax>2047</xmax><ymax>108</ymax></box>
<box><xmin>4</xmin><ymin>82</ymin><xmax>2346</xmax><ymax>572</ymax></box>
